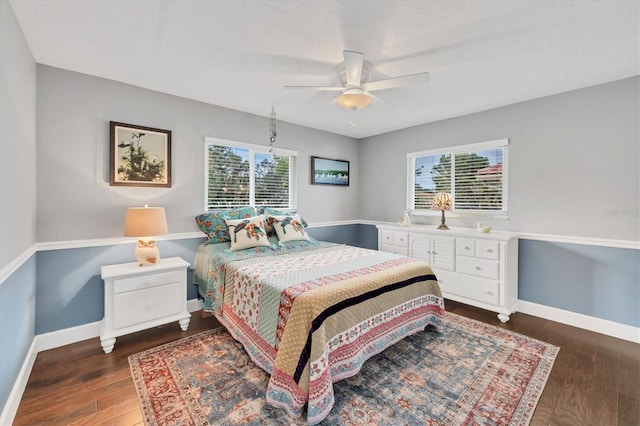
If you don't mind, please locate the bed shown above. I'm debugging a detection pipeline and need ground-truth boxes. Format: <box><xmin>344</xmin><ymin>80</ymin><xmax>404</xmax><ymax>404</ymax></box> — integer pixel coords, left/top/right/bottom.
<box><xmin>193</xmin><ymin>208</ymin><xmax>445</xmax><ymax>424</ymax></box>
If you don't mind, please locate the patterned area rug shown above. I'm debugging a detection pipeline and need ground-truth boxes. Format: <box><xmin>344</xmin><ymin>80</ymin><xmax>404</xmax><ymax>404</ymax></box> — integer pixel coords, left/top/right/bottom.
<box><xmin>129</xmin><ymin>312</ymin><xmax>558</xmax><ymax>425</ymax></box>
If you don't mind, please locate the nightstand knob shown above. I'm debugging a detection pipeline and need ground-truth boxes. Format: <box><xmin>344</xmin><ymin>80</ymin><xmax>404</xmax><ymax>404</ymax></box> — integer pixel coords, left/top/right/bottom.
<box><xmin>485</xmin><ymin>290</ymin><xmax>493</xmax><ymax>295</ymax></box>
<box><xmin>146</xmin><ymin>303</ymin><xmax>154</xmax><ymax>310</ymax></box>
<box><xmin>146</xmin><ymin>279</ymin><xmax>154</xmax><ymax>286</ymax></box>
<box><xmin>475</xmin><ymin>265</ymin><xmax>482</xmax><ymax>270</ymax></box>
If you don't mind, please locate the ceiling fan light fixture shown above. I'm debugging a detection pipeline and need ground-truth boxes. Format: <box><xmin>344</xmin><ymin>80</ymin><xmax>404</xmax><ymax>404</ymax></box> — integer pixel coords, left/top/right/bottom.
<box><xmin>336</xmin><ymin>90</ymin><xmax>372</xmax><ymax>111</ymax></box>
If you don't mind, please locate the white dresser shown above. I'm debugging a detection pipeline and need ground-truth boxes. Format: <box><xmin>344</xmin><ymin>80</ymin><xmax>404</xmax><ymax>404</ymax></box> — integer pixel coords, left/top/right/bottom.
<box><xmin>100</xmin><ymin>257</ymin><xmax>191</xmax><ymax>353</ymax></box>
<box><xmin>378</xmin><ymin>224</ymin><xmax>519</xmax><ymax>322</ymax></box>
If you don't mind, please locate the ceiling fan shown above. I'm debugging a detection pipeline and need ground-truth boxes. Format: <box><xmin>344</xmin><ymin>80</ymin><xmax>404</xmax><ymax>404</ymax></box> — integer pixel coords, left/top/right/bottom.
<box><xmin>284</xmin><ymin>50</ymin><xmax>430</xmax><ymax>111</ymax></box>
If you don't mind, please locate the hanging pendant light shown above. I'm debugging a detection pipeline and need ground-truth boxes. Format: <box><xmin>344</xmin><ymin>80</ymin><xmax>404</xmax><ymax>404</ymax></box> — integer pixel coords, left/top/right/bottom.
<box><xmin>269</xmin><ymin>105</ymin><xmax>277</xmax><ymax>153</ymax></box>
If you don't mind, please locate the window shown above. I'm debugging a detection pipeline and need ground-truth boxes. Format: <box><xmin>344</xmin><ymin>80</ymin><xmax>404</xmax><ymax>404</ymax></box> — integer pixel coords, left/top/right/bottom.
<box><xmin>407</xmin><ymin>139</ymin><xmax>508</xmax><ymax>214</ymax></box>
<box><xmin>204</xmin><ymin>137</ymin><xmax>297</xmax><ymax>210</ymax></box>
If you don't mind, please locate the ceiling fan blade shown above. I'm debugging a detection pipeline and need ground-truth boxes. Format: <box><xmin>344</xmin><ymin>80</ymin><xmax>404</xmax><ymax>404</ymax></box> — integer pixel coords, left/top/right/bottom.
<box><xmin>368</xmin><ymin>92</ymin><xmax>394</xmax><ymax>107</ymax></box>
<box><xmin>283</xmin><ymin>85</ymin><xmax>344</xmax><ymax>91</ymax></box>
<box><xmin>343</xmin><ymin>50</ymin><xmax>364</xmax><ymax>87</ymax></box>
<box><xmin>364</xmin><ymin>72</ymin><xmax>430</xmax><ymax>92</ymax></box>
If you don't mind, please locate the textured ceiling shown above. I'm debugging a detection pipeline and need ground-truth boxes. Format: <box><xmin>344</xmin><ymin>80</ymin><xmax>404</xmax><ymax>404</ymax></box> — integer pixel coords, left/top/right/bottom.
<box><xmin>9</xmin><ymin>0</ymin><xmax>639</xmax><ymax>138</ymax></box>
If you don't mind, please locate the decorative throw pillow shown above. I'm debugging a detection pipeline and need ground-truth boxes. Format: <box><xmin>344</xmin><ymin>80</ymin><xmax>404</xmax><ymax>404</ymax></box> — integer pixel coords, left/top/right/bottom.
<box><xmin>195</xmin><ymin>206</ymin><xmax>257</xmax><ymax>243</ymax></box>
<box><xmin>224</xmin><ymin>215</ymin><xmax>271</xmax><ymax>251</ymax></box>
<box><xmin>259</xmin><ymin>207</ymin><xmax>308</xmax><ymax>235</ymax></box>
<box><xmin>269</xmin><ymin>214</ymin><xmax>310</xmax><ymax>242</ymax></box>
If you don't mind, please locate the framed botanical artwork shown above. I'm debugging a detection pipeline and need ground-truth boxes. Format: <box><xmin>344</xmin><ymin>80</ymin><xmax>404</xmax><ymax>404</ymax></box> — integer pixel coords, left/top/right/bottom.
<box><xmin>311</xmin><ymin>156</ymin><xmax>350</xmax><ymax>186</ymax></box>
<box><xmin>109</xmin><ymin>121</ymin><xmax>171</xmax><ymax>187</ymax></box>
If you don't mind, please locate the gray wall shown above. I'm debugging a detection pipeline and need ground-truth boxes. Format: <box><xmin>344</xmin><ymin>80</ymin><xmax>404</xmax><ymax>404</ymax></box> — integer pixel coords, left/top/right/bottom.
<box><xmin>0</xmin><ymin>0</ymin><xmax>37</xmax><ymax>413</ymax></box>
<box><xmin>0</xmin><ymin>0</ymin><xmax>37</xmax><ymax>269</ymax></box>
<box><xmin>36</xmin><ymin>65</ymin><xmax>360</xmax><ymax>243</ymax></box>
<box><xmin>359</xmin><ymin>77</ymin><xmax>639</xmax><ymax>242</ymax></box>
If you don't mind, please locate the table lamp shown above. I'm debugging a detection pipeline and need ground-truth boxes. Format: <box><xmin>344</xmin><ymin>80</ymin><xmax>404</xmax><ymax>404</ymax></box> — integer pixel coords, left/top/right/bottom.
<box><xmin>124</xmin><ymin>206</ymin><xmax>168</xmax><ymax>266</ymax></box>
<box><xmin>432</xmin><ymin>192</ymin><xmax>452</xmax><ymax>230</ymax></box>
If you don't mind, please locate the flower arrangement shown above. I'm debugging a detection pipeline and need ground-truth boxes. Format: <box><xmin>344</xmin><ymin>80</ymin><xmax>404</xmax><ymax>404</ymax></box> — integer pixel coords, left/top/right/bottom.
<box><xmin>432</xmin><ymin>192</ymin><xmax>452</xmax><ymax>230</ymax></box>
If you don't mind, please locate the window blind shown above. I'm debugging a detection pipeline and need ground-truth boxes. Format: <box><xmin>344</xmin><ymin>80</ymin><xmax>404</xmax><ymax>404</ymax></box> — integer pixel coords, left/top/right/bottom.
<box><xmin>205</xmin><ymin>138</ymin><xmax>297</xmax><ymax>210</ymax></box>
<box><xmin>408</xmin><ymin>139</ymin><xmax>508</xmax><ymax>214</ymax></box>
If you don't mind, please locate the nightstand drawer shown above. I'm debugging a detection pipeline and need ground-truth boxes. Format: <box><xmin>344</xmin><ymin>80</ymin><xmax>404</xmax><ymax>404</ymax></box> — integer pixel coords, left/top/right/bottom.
<box><xmin>113</xmin><ymin>270</ymin><xmax>183</xmax><ymax>294</ymax></box>
<box><xmin>457</xmin><ymin>255</ymin><xmax>500</xmax><ymax>280</ymax></box>
<box><xmin>113</xmin><ymin>282</ymin><xmax>183</xmax><ymax>329</ymax></box>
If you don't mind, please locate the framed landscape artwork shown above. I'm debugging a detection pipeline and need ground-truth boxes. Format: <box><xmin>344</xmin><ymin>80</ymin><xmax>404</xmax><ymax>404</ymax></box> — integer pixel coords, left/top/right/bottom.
<box><xmin>109</xmin><ymin>121</ymin><xmax>171</xmax><ymax>187</ymax></box>
<box><xmin>311</xmin><ymin>156</ymin><xmax>350</xmax><ymax>186</ymax></box>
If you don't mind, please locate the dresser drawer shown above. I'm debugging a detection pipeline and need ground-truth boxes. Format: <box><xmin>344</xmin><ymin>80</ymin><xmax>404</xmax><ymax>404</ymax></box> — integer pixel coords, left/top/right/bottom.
<box><xmin>436</xmin><ymin>270</ymin><xmax>499</xmax><ymax>305</ymax></box>
<box><xmin>456</xmin><ymin>255</ymin><xmax>500</xmax><ymax>280</ymax></box>
<box><xmin>380</xmin><ymin>230</ymin><xmax>395</xmax><ymax>245</ymax></box>
<box><xmin>476</xmin><ymin>240</ymin><xmax>500</xmax><ymax>260</ymax></box>
<box><xmin>113</xmin><ymin>282</ymin><xmax>183</xmax><ymax>329</ymax></box>
<box><xmin>113</xmin><ymin>270</ymin><xmax>183</xmax><ymax>294</ymax></box>
<box><xmin>393</xmin><ymin>232</ymin><xmax>409</xmax><ymax>247</ymax></box>
<box><xmin>380</xmin><ymin>243</ymin><xmax>409</xmax><ymax>256</ymax></box>
<box><xmin>456</xmin><ymin>238</ymin><xmax>476</xmax><ymax>257</ymax></box>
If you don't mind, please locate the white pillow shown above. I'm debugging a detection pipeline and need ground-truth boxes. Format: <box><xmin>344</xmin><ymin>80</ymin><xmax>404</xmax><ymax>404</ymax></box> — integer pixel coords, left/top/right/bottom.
<box><xmin>224</xmin><ymin>215</ymin><xmax>271</xmax><ymax>251</ymax></box>
<box><xmin>269</xmin><ymin>214</ymin><xmax>310</xmax><ymax>242</ymax></box>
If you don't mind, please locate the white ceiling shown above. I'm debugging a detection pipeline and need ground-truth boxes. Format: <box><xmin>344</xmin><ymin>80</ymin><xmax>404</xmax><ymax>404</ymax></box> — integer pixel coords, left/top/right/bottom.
<box><xmin>9</xmin><ymin>0</ymin><xmax>639</xmax><ymax>139</ymax></box>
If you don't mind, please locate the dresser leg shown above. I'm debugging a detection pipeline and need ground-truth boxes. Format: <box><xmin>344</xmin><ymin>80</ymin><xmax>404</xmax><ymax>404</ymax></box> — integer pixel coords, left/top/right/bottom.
<box><xmin>101</xmin><ymin>337</ymin><xmax>116</xmax><ymax>354</ymax></box>
<box><xmin>497</xmin><ymin>313</ymin><xmax>510</xmax><ymax>323</ymax></box>
<box><xmin>179</xmin><ymin>317</ymin><xmax>190</xmax><ymax>331</ymax></box>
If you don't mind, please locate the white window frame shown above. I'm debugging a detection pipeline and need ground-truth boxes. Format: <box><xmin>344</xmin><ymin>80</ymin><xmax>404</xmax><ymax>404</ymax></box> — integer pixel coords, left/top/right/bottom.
<box><xmin>407</xmin><ymin>138</ymin><xmax>509</xmax><ymax>218</ymax></box>
<box><xmin>203</xmin><ymin>137</ymin><xmax>297</xmax><ymax>211</ymax></box>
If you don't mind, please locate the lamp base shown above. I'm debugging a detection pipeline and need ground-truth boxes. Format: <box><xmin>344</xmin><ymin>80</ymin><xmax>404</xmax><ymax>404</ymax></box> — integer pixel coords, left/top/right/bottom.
<box><xmin>134</xmin><ymin>237</ymin><xmax>160</xmax><ymax>266</ymax></box>
<box><xmin>437</xmin><ymin>209</ymin><xmax>449</xmax><ymax>230</ymax></box>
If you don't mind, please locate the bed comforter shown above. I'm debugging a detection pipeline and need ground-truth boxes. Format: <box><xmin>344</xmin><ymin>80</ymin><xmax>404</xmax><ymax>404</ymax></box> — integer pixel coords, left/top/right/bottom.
<box><xmin>194</xmin><ymin>240</ymin><xmax>444</xmax><ymax>424</ymax></box>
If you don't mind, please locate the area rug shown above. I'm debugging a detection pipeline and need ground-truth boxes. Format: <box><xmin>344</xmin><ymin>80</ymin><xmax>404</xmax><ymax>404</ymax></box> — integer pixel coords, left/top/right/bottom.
<box><xmin>129</xmin><ymin>312</ymin><xmax>559</xmax><ymax>425</ymax></box>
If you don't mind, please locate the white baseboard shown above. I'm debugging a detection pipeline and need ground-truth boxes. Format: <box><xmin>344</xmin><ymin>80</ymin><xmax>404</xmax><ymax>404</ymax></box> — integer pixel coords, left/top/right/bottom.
<box><xmin>518</xmin><ymin>300</ymin><xmax>640</xmax><ymax>344</ymax></box>
<box><xmin>35</xmin><ymin>321</ymin><xmax>102</xmax><ymax>352</ymax></box>
<box><xmin>0</xmin><ymin>338</ymin><xmax>38</xmax><ymax>426</ymax></box>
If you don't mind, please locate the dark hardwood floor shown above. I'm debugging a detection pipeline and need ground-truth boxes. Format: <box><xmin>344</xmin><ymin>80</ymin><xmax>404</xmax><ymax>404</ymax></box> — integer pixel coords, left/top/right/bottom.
<box><xmin>13</xmin><ymin>301</ymin><xmax>639</xmax><ymax>425</ymax></box>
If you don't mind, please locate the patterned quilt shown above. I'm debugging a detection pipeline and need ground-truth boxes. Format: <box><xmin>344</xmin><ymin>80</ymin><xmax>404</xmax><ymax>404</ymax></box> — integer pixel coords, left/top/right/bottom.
<box><xmin>194</xmin><ymin>240</ymin><xmax>445</xmax><ymax>424</ymax></box>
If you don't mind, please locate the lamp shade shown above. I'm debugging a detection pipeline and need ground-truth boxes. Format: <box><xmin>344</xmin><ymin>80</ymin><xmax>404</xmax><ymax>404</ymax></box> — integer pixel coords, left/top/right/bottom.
<box><xmin>431</xmin><ymin>192</ymin><xmax>452</xmax><ymax>211</ymax></box>
<box><xmin>336</xmin><ymin>89</ymin><xmax>372</xmax><ymax>111</ymax></box>
<box><xmin>124</xmin><ymin>206</ymin><xmax>168</xmax><ymax>237</ymax></box>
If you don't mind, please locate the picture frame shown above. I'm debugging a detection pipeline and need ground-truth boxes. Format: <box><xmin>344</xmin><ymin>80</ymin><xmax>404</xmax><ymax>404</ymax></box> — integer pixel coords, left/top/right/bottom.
<box><xmin>311</xmin><ymin>156</ymin><xmax>350</xmax><ymax>186</ymax></box>
<box><xmin>110</xmin><ymin>121</ymin><xmax>171</xmax><ymax>187</ymax></box>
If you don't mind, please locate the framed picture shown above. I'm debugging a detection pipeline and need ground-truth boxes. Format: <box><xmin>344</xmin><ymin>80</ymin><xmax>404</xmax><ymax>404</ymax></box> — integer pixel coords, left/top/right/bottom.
<box><xmin>311</xmin><ymin>156</ymin><xmax>350</xmax><ymax>186</ymax></box>
<box><xmin>110</xmin><ymin>121</ymin><xmax>171</xmax><ymax>187</ymax></box>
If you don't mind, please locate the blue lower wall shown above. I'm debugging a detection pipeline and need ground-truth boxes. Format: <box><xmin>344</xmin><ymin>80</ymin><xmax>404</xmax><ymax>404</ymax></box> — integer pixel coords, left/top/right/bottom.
<box><xmin>519</xmin><ymin>239</ymin><xmax>640</xmax><ymax>327</ymax></box>
<box><xmin>308</xmin><ymin>223</ymin><xmax>378</xmax><ymax>250</ymax></box>
<box><xmin>0</xmin><ymin>256</ymin><xmax>36</xmax><ymax>413</ymax></box>
<box><xmin>35</xmin><ymin>238</ymin><xmax>206</xmax><ymax>334</ymax></box>
<box><xmin>2</xmin><ymin>224</ymin><xmax>639</xmax><ymax>414</ymax></box>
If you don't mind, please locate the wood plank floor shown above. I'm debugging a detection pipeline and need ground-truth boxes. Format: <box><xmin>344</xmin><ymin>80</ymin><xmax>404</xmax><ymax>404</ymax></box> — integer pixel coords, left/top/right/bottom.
<box><xmin>13</xmin><ymin>300</ymin><xmax>640</xmax><ymax>425</ymax></box>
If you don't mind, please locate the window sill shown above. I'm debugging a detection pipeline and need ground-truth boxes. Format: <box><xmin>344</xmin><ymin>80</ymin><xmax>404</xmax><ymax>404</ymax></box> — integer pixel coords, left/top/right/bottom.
<box><xmin>408</xmin><ymin>209</ymin><xmax>509</xmax><ymax>220</ymax></box>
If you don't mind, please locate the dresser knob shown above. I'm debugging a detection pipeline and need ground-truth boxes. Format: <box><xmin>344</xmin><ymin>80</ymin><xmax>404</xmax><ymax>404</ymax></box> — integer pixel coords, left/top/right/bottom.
<box><xmin>485</xmin><ymin>290</ymin><xmax>493</xmax><ymax>295</ymax></box>
<box><xmin>146</xmin><ymin>303</ymin><xmax>153</xmax><ymax>310</ymax></box>
<box><xmin>475</xmin><ymin>266</ymin><xmax>482</xmax><ymax>270</ymax></box>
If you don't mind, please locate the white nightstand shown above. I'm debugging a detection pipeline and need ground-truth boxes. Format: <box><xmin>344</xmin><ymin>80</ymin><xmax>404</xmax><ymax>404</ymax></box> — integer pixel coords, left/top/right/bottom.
<box><xmin>100</xmin><ymin>256</ymin><xmax>191</xmax><ymax>353</ymax></box>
